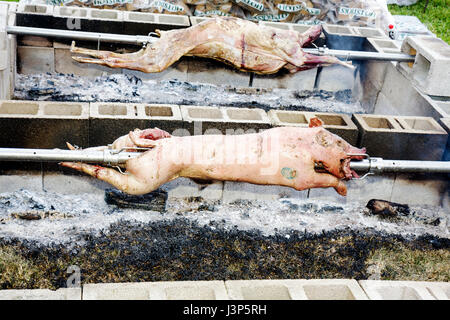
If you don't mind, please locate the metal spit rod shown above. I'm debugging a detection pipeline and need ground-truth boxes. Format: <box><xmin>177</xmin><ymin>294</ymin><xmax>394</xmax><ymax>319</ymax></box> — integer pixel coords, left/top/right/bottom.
<box><xmin>0</xmin><ymin>148</ymin><xmax>449</xmax><ymax>174</ymax></box>
<box><xmin>6</xmin><ymin>25</ymin><xmax>416</xmax><ymax>62</ymax></box>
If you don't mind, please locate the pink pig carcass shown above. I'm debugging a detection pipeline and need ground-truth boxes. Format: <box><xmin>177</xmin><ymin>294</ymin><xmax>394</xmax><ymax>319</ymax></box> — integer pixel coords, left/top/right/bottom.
<box><xmin>61</xmin><ymin>120</ymin><xmax>366</xmax><ymax>196</ymax></box>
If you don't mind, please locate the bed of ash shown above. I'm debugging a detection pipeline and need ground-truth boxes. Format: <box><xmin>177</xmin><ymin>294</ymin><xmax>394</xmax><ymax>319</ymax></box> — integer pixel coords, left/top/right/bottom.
<box><xmin>14</xmin><ymin>73</ymin><xmax>366</xmax><ymax>114</ymax></box>
<box><xmin>0</xmin><ymin>188</ymin><xmax>447</xmax><ymax>248</ymax></box>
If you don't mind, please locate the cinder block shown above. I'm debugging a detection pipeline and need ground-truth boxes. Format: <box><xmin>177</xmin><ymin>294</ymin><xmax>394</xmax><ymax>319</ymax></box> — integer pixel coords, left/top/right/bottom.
<box><xmin>252</xmin><ymin>68</ymin><xmax>317</xmax><ymax>91</ymax></box>
<box><xmin>83</xmin><ymin>281</ymin><xmax>228</xmax><ymax>300</ymax></box>
<box><xmin>17</xmin><ymin>46</ymin><xmax>54</xmax><ymax>74</ymax></box>
<box><xmin>123</xmin><ymin>12</ymin><xmax>190</xmax><ymax>33</ymax></box>
<box><xmin>316</xmin><ymin>64</ymin><xmax>357</xmax><ymax>92</ymax></box>
<box><xmin>226</xmin><ymin>279</ymin><xmax>368</xmax><ymax>300</ymax></box>
<box><xmin>54</xmin><ymin>48</ymin><xmax>122</xmax><ymax>77</ymax></box>
<box><xmin>375</xmin><ymin>62</ymin><xmax>437</xmax><ymax>117</ymax></box>
<box><xmin>18</xmin><ymin>35</ymin><xmax>53</xmax><ymax>47</ymax></box>
<box><xmin>0</xmin><ymin>288</ymin><xmax>81</xmax><ymax>300</ymax></box>
<box><xmin>222</xmin><ymin>182</ymin><xmax>307</xmax><ymax>203</ymax></box>
<box><xmin>0</xmin><ymin>172</ymin><xmax>43</xmax><ymax>193</ymax></box>
<box><xmin>440</xmin><ymin>118</ymin><xmax>450</xmax><ymax>161</ymax></box>
<box><xmin>89</xmin><ymin>102</ymin><xmax>144</xmax><ymax>147</ymax></box>
<box><xmin>162</xmin><ymin>177</ymin><xmax>223</xmax><ymax>201</ymax></box>
<box><xmin>366</xmin><ymin>38</ymin><xmax>401</xmax><ymax>54</ymax></box>
<box><xmin>16</xmin><ymin>3</ymin><xmax>53</xmax><ymax>16</ymax></box>
<box><xmin>353</xmin><ymin>114</ymin><xmax>448</xmax><ymax>160</ymax></box>
<box><xmin>258</xmin><ymin>21</ymin><xmax>290</xmax><ymax>30</ymax></box>
<box><xmin>397</xmin><ymin>36</ymin><xmax>450</xmax><ymax>97</ymax></box>
<box><xmin>390</xmin><ymin>173</ymin><xmax>448</xmax><ymax>206</ymax></box>
<box><xmin>359</xmin><ymin>280</ymin><xmax>439</xmax><ymax>300</ymax></box>
<box><xmin>53</xmin><ymin>6</ymin><xmax>88</xmax><ymax>19</ymax></box>
<box><xmin>419</xmin><ymin>94</ymin><xmax>450</xmax><ymax>119</ymax></box>
<box><xmin>135</xmin><ymin>103</ymin><xmax>183</xmax><ymax>135</ymax></box>
<box><xmin>180</xmin><ymin>105</ymin><xmax>270</xmax><ymax>135</ymax></box>
<box><xmin>323</xmin><ymin>24</ymin><xmax>356</xmax><ymax>36</ymax></box>
<box><xmin>189</xmin><ymin>16</ymin><xmax>212</xmax><ymax>26</ymax></box>
<box><xmin>87</xmin><ymin>8</ymin><xmax>123</xmax><ymax>22</ymax></box>
<box><xmin>0</xmin><ymin>100</ymin><xmax>89</xmax><ymax>149</ymax></box>
<box><xmin>187</xmin><ymin>57</ymin><xmax>250</xmax><ymax>87</ymax></box>
<box><xmin>268</xmin><ymin>110</ymin><xmax>358</xmax><ymax>145</ymax></box>
<box><xmin>352</xmin><ymin>27</ymin><xmax>387</xmax><ymax>39</ymax></box>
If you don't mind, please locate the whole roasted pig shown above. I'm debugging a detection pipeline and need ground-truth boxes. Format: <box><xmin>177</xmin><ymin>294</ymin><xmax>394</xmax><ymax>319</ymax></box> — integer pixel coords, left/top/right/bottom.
<box><xmin>60</xmin><ymin>120</ymin><xmax>366</xmax><ymax>196</ymax></box>
<box><xmin>70</xmin><ymin>17</ymin><xmax>351</xmax><ymax>74</ymax></box>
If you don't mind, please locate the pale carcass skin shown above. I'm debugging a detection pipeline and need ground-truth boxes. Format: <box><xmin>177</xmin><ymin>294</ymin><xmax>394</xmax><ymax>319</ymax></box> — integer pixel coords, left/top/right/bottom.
<box><xmin>61</xmin><ymin>127</ymin><xmax>366</xmax><ymax>196</ymax></box>
<box><xmin>70</xmin><ymin>17</ymin><xmax>351</xmax><ymax>74</ymax></box>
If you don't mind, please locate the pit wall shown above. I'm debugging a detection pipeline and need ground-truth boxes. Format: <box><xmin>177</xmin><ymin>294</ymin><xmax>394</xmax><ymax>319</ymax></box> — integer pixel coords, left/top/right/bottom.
<box><xmin>0</xmin><ymin>279</ymin><xmax>449</xmax><ymax>300</ymax></box>
<box><xmin>0</xmin><ymin>100</ymin><xmax>449</xmax><ymax>208</ymax></box>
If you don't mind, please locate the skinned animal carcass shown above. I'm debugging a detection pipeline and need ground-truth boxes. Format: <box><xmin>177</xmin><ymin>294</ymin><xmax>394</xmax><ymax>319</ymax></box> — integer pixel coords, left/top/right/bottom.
<box><xmin>70</xmin><ymin>17</ymin><xmax>352</xmax><ymax>74</ymax></box>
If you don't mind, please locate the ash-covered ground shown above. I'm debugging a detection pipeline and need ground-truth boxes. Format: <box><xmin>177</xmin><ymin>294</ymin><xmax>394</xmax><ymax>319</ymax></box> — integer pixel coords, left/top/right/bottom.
<box><xmin>14</xmin><ymin>73</ymin><xmax>366</xmax><ymax>114</ymax></box>
<box><xmin>0</xmin><ymin>188</ymin><xmax>448</xmax><ymax>289</ymax></box>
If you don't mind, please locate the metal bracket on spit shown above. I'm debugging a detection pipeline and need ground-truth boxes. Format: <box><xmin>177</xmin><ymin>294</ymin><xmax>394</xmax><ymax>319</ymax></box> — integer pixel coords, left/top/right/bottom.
<box><xmin>347</xmin><ymin>153</ymin><xmax>373</xmax><ymax>180</ymax></box>
<box><xmin>142</xmin><ymin>32</ymin><xmax>159</xmax><ymax>48</ymax></box>
<box><xmin>316</xmin><ymin>46</ymin><xmax>329</xmax><ymax>56</ymax></box>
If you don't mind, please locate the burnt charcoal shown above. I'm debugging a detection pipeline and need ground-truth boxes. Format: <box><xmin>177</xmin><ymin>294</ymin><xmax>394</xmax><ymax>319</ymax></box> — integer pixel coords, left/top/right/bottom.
<box><xmin>104</xmin><ymin>188</ymin><xmax>167</xmax><ymax>212</ymax></box>
<box><xmin>366</xmin><ymin>199</ymin><xmax>410</xmax><ymax>218</ymax></box>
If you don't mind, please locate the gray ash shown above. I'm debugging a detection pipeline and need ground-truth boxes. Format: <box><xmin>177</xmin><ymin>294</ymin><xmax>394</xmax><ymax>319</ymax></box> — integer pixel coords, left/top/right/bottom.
<box><xmin>14</xmin><ymin>73</ymin><xmax>366</xmax><ymax>114</ymax></box>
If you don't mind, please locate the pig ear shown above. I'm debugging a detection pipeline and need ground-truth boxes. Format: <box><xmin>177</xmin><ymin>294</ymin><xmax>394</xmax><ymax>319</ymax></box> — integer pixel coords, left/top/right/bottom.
<box><xmin>309</xmin><ymin>117</ymin><xmax>324</xmax><ymax>128</ymax></box>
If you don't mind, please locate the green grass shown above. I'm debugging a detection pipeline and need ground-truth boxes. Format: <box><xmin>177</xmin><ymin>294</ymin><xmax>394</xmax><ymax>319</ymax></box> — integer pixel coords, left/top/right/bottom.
<box><xmin>388</xmin><ymin>0</ymin><xmax>450</xmax><ymax>44</ymax></box>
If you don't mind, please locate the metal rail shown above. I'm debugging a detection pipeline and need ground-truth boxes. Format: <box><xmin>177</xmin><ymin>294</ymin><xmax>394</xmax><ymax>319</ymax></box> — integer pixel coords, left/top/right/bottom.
<box><xmin>0</xmin><ymin>148</ymin><xmax>449</xmax><ymax>174</ymax></box>
<box><xmin>7</xmin><ymin>25</ymin><xmax>416</xmax><ymax>62</ymax></box>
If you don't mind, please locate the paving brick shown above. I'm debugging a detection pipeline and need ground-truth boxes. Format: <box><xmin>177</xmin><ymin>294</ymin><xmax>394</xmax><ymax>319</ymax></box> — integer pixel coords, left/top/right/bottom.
<box><xmin>353</xmin><ymin>114</ymin><xmax>448</xmax><ymax>160</ymax></box>
<box><xmin>180</xmin><ymin>105</ymin><xmax>270</xmax><ymax>135</ymax></box>
<box><xmin>17</xmin><ymin>46</ymin><xmax>54</xmax><ymax>74</ymax></box>
<box><xmin>222</xmin><ymin>182</ymin><xmax>307</xmax><ymax>203</ymax></box>
<box><xmin>359</xmin><ymin>280</ymin><xmax>439</xmax><ymax>300</ymax></box>
<box><xmin>252</xmin><ymin>68</ymin><xmax>317</xmax><ymax>91</ymax></box>
<box><xmin>397</xmin><ymin>36</ymin><xmax>450</xmax><ymax>97</ymax></box>
<box><xmin>54</xmin><ymin>48</ymin><xmax>122</xmax><ymax>78</ymax></box>
<box><xmin>187</xmin><ymin>57</ymin><xmax>250</xmax><ymax>87</ymax></box>
<box><xmin>162</xmin><ymin>177</ymin><xmax>223</xmax><ymax>201</ymax></box>
<box><xmin>268</xmin><ymin>110</ymin><xmax>358</xmax><ymax>145</ymax></box>
<box><xmin>83</xmin><ymin>281</ymin><xmax>228</xmax><ymax>300</ymax></box>
<box><xmin>0</xmin><ymin>100</ymin><xmax>89</xmax><ymax>149</ymax></box>
<box><xmin>0</xmin><ymin>288</ymin><xmax>81</xmax><ymax>300</ymax></box>
<box><xmin>226</xmin><ymin>279</ymin><xmax>368</xmax><ymax>300</ymax></box>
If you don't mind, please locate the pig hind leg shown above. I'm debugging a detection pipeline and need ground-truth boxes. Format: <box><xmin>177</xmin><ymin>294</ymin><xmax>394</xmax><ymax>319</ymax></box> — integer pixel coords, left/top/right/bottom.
<box><xmin>60</xmin><ymin>162</ymin><xmax>154</xmax><ymax>195</ymax></box>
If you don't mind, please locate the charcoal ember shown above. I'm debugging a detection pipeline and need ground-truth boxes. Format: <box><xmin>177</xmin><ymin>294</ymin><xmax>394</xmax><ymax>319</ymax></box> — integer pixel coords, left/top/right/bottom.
<box><xmin>366</xmin><ymin>199</ymin><xmax>410</xmax><ymax>218</ymax></box>
<box><xmin>104</xmin><ymin>188</ymin><xmax>167</xmax><ymax>212</ymax></box>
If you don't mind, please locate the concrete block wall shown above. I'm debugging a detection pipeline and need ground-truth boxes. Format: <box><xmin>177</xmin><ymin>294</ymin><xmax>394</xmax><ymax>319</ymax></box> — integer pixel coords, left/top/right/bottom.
<box><xmin>268</xmin><ymin>110</ymin><xmax>358</xmax><ymax>145</ymax></box>
<box><xmin>226</xmin><ymin>279</ymin><xmax>368</xmax><ymax>300</ymax></box>
<box><xmin>0</xmin><ymin>100</ymin><xmax>89</xmax><ymax>149</ymax></box>
<box><xmin>89</xmin><ymin>102</ymin><xmax>183</xmax><ymax>145</ymax></box>
<box><xmin>359</xmin><ymin>280</ymin><xmax>450</xmax><ymax>300</ymax></box>
<box><xmin>0</xmin><ymin>1</ymin><xmax>16</xmax><ymax>100</ymax></box>
<box><xmin>0</xmin><ymin>279</ymin><xmax>447</xmax><ymax>300</ymax></box>
<box><xmin>180</xmin><ymin>105</ymin><xmax>271</xmax><ymax>135</ymax></box>
<box><xmin>353</xmin><ymin>114</ymin><xmax>448</xmax><ymax>160</ymax></box>
<box><xmin>397</xmin><ymin>36</ymin><xmax>450</xmax><ymax>97</ymax></box>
